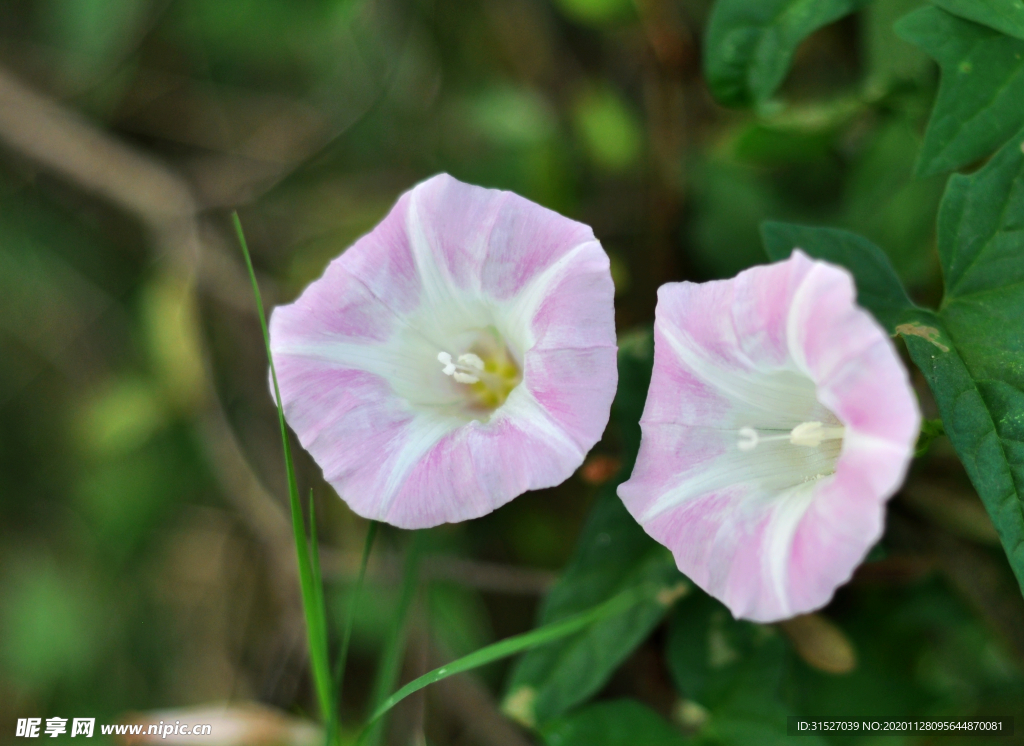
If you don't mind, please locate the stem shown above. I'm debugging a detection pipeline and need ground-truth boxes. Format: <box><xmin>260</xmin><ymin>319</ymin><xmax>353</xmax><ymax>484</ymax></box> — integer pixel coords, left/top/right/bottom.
<box><xmin>335</xmin><ymin>520</ymin><xmax>379</xmax><ymax>726</ymax></box>
<box><xmin>915</xmin><ymin>417</ymin><xmax>945</xmax><ymax>457</ymax></box>
<box><xmin>364</xmin><ymin>534</ymin><xmax>422</xmax><ymax>746</ymax></box>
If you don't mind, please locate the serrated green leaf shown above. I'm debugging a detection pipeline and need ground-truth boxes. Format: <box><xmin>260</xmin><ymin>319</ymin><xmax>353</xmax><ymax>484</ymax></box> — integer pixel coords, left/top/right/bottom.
<box><xmin>704</xmin><ymin>0</ymin><xmax>867</xmax><ymax>107</ymax></box>
<box><xmin>895</xmin><ymin>6</ymin><xmax>1024</xmax><ymax>176</ymax></box>
<box><xmin>932</xmin><ymin>0</ymin><xmax>1024</xmax><ymax>40</ymax></box>
<box><xmin>540</xmin><ymin>700</ymin><xmax>691</xmax><ymax>746</ymax></box>
<box><xmin>761</xmin><ymin>222</ymin><xmax>918</xmax><ymax>332</ymax></box>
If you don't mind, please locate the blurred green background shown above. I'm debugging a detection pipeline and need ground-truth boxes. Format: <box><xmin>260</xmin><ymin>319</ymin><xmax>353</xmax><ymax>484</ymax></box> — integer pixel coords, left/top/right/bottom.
<box><xmin>0</xmin><ymin>0</ymin><xmax>1022</xmax><ymax>743</ymax></box>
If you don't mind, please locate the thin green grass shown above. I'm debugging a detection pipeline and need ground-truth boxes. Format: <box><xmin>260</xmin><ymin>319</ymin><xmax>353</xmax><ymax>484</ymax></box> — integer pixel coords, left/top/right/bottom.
<box><xmin>364</xmin><ymin>535</ymin><xmax>422</xmax><ymax>746</ymax></box>
<box><xmin>354</xmin><ymin>581</ymin><xmax>655</xmax><ymax>745</ymax></box>
<box><xmin>335</xmin><ymin>519</ymin><xmax>378</xmax><ymax>732</ymax></box>
<box><xmin>233</xmin><ymin>213</ymin><xmax>335</xmax><ymax>732</ymax></box>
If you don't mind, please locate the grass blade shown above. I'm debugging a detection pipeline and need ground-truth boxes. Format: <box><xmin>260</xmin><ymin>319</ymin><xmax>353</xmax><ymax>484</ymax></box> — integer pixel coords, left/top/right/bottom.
<box><xmin>232</xmin><ymin>212</ymin><xmax>334</xmax><ymax>724</ymax></box>
<box><xmin>354</xmin><ymin>581</ymin><xmax>655</xmax><ymax>745</ymax></box>
<box><xmin>335</xmin><ymin>520</ymin><xmax>379</xmax><ymax>720</ymax></box>
<box><xmin>364</xmin><ymin>535</ymin><xmax>421</xmax><ymax>746</ymax></box>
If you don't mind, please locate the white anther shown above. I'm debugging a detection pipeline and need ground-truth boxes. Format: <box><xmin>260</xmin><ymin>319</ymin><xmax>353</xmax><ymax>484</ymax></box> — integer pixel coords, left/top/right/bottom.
<box><xmin>439</xmin><ymin>350</ymin><xmax>483</xmax><ymax>384</ymax></box>
<box><xmin>458</xmin><ymin>353</ymin><xmax>485</xmax><ymax>371</ymax></box>
<box><xmin>437</xmin><ymin>352</ymin><xmax>457</xmax><ymax>376</ymax></box>
<box><xmin>737</xmin><ymin>427</ymin><xmax>759</xmax><ymax>452</ymax></box>
<box><xmin>789</xmin><ymin>421</ymin><xmax>845</xmax><ymax>448</ymax></box>
<box><xmin>738</xmin><ymin>422</ymin><xmax>844</xmax><ymax>451</ymax></box>
<box><xmin>789</xmin><ymin>421</ymin><xmax>824</xmax><ymax>447</ymax></box>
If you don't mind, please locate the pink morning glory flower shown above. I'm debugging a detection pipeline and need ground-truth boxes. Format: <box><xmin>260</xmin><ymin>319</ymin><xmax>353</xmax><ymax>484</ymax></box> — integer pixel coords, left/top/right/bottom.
<box><xmin>617</xmin><ymin>251</ymin><xmax>921</xmax><ymax>622</ymax></box>
<box><xmin>269</xmin><ymin>174</ymin><xmax>617</xmax><ymax>528</ymax></box>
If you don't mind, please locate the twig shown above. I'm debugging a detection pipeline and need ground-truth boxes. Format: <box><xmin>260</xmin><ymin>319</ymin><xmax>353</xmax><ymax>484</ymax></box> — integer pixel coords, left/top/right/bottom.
<box><xmin>321</xmin><ymin>549</ymin><xmax>556</xmax><ymax>596</ymax></box>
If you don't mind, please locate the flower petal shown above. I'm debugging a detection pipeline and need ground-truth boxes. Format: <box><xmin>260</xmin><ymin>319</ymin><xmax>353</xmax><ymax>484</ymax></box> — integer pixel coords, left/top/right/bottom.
<box><xmin>618</xmin><ymin>253</ymin><xmax>920</xmax><ymax>621</ymax></box>
<box><xmin>377</xmin><ymin>387</ymin><xmax>586</xmax><ymax>527</ymax></box>
<box><xmin>269</xmin><ymin>174</ymin><xmax>617</xmax><ymax>528</ymax></box>
<box><xmin>409</xmin><ymin>174</ymin><xmax>598</xmax><ymax>301</ymax></box>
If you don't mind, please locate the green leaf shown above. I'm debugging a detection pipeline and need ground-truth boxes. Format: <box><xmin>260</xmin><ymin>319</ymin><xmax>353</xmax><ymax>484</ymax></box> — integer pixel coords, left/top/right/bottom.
<box><xmin>501</xmin><ymin>486</ymin><xmax>686</xmax><ymax>727</ymax></box>
<box><xmin>704</xmin><ymin>0</ymin><xmax>867</xmax><ymax>107</ymax></box>
<box><xmin>554</xmin><ymin>0</ymin><xmax>635</xmax><ymax>26</ymax></box>
<box><xmin>931</xmin><ymin>0</ymin><xmax>1024</xmax><ymax>40</ymax></box>
<box><xmin>613</xmin><ymin>328</ymin><xmax>655</xmax><ymax>464</ymax></box>
<box><xmin>895</xmin><ymin>6</ymin><xmax>1024</xmax><ymax>176</ymax></box>
<box><xmin>666</xmin><ymin>593</ymin><xmax>827</xmax><ymax>746</ymax></box>
<box><xmin>863</xmin><ymin>0</ymin><xmax>933</xmax><ymax>92</ymax></box>
<box><xmin>573</xmin><ymin>86</ymin><xmax>644</xmax><ymax>172</ymax></box>
<box><xmin>761</xmin><ymin>222</ymin><xmax>918</xmax><ymax>332</ymax></box>
<box><xmin>540</xmin><ymin>700</ymin><xmax>691</xmax><ymax>746</ymax></box>
<box><xmin>923</xmin><ymin>128</ymin><xmax>1024</xmax><ymax>594</ymax></box>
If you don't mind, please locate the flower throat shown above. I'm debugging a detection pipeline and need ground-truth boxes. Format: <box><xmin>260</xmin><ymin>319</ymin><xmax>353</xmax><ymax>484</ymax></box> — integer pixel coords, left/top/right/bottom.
<box><xmin>438</xmin><ymin>327</ymin><xmax>521</xmax><ymax>412</ymax></box>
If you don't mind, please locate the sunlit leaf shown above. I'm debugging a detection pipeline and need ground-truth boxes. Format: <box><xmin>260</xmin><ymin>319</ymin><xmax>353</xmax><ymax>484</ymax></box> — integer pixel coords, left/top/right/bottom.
<box><xmin>555</xmin><ymin>0</ymin><xmax>635</xmax><ymax>25</ymax></box>
<box><xmin>573</xmin><ymin>86</ymin><xmax>643</xmax><ymax>171</ymax></box>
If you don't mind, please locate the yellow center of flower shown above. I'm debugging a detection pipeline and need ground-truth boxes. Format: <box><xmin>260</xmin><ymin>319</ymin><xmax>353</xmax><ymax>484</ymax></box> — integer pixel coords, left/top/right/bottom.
<box><xmin>437</xmin><ymin>327</ymin><xmax>522</xmax><ymax>413</ymax></box>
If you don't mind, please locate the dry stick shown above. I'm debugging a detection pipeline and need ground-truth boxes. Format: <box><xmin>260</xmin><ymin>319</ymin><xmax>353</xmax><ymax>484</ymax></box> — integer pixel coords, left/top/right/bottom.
<box><xmin>320</xmin><ymin>549</ymin><xmax>556</xmax><ymax>596</ymax></box>
<box><xmin>0</xmin><ymin>63</ymin><xmax>306</xmax><ymax>669</ymax></box>
<box><xmin>0</xmin><ymin>66</ymin><xmax>546</xmax><ymax>743</ymax></box>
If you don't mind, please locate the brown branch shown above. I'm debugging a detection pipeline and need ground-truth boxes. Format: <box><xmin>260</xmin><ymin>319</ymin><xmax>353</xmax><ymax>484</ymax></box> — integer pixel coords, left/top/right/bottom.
<box><xmin>0</xmin><ymin>62</ymin><xmax>297</xmax><ymax>605</ymax></box>
<box><xmin>0</xmin><ymin>65</ymin><xmax>255</xmax><ymax>313</ymax></box>
<box><xmin>321</xmin><ymin>549</ymin><xmax>555</xmax><ymax>596</ymax></box>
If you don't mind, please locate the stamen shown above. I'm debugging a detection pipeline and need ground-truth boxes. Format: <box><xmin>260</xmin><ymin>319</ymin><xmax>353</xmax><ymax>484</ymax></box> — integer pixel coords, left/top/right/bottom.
<box><xmin>436</xmin><ymin>331</ymin><xmax>522</xmax><ymax>415</ymax></box>
<box><xmin>736</xmin><ymin>421</ymin><xmax>845</xmax><ymax>451</ymax></box>
<box><xmin>788</xmin><ymin>421</ymin><xmax>845</xmax><ymax>448</ymax></box>
<box><xmin>437</xmin><ymin>350</ymin><xmax>484</xmax><ymax>385</ymax></box>
<box><xmin>458</xmin><ymin>353</ymin><xmax>485</xmax><ymax>371</ymax></box>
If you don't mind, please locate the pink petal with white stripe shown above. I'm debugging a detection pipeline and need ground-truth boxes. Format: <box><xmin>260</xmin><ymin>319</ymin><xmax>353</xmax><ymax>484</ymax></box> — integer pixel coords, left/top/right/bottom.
<box><xmin>269</xmin><ymin>174</ymin><xmax>616</xmax><ymax>528</ymax></box>
<box><xmin>617</xmin><ymin>251</ymin><xmax>920</xmax><ymax>622</ymax></box>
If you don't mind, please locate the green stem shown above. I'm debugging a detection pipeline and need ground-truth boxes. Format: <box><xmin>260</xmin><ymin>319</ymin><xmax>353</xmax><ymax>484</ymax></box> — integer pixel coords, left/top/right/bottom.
<box><xmin>335</xmin><ymin>520</ymin><xmax>379</xmax><ymax>725</ymax></box>
<box><xmin>915</xmin><ymin>417</ymin><xmax>945</xmax><ymax>457</ymax></box>
<box><xmin>364</xmin><ymin>535</ymin><xmax>422</xmax><ymax>746</ymax></box>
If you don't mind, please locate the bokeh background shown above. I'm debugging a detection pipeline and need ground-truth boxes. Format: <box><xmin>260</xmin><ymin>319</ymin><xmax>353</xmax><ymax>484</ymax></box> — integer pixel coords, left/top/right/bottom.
<box><xmin>1</xmin><ymin>0</ymin><xmax>1022</xmax><ymax>743</ymax></box>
